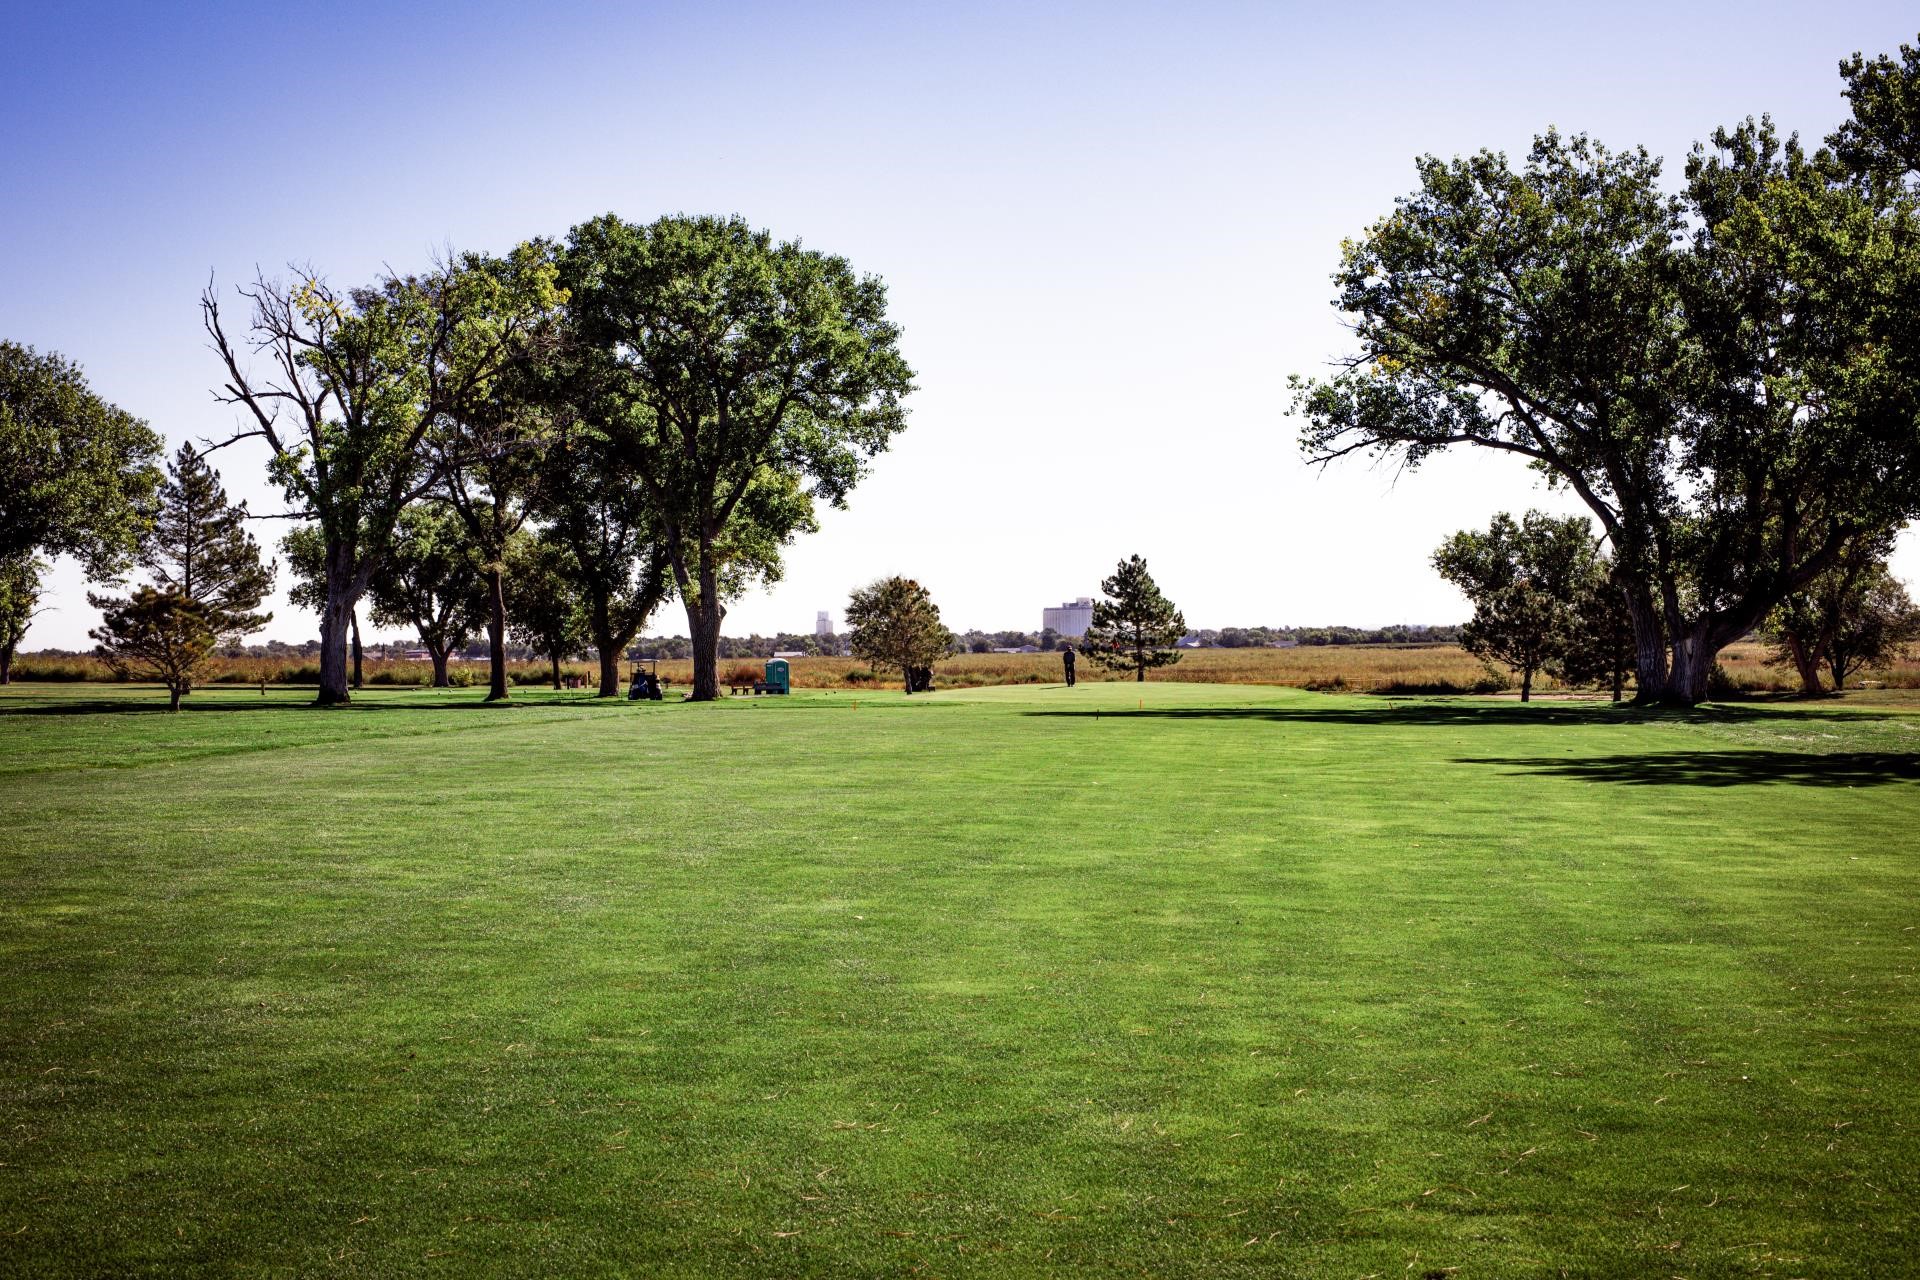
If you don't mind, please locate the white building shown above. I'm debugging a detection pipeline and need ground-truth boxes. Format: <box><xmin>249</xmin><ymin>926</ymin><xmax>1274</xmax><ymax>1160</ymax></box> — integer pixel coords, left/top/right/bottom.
<box><xmin>1042</xmin><ymin>597</ymin><xmax>1094</xmax><ymax>638</ymax></box>
<box><xmin>815</xmin><ymin>611</ymin><xmax>832</xmax><ymax>638</ymax></box>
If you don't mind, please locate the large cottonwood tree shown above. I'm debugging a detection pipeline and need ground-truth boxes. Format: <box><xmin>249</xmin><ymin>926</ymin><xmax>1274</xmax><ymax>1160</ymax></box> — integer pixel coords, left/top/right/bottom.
<box><xmin>204</xmin><ymin>250</ymin><xmax>558</xmax><ymax>705</ymax></box>
<box><xmin>560</xmin><ymin>214</ymin><xmax>914</xmax><ymax>700</ymax></box>
<box><xmin>1293</xmin><ymin>119</ymin><xmax>1920</xmax><ymax>704</ymax></box>
<box><xmin>431</xmin><ymin>247</ymin><xmax>568</xmax><ymax>700</ymax></box>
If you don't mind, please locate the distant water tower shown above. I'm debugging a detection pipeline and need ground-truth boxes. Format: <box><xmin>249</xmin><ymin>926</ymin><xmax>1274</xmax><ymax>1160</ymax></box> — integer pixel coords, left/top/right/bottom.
<box><xmin>815</xmin><ymin>610</ymin><xmax>832</xmax><ymax>637</ymax></box>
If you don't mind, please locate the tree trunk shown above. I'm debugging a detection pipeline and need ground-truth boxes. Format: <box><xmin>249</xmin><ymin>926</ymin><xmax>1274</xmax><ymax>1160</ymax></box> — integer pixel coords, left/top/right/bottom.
<box><xmin>1520</xmin><ymin>665</ymin><xmax>1533</xmax><ymax>702</ymax></box>
<box><xmin>1625</xmin><ymin>586</ymin><xmax>1671</xmax><ymax>705</ymax></box>
<box><xmin>550</xmin><ymin>651</ymin><xmax>561</xmax><ymax>690</ymax></box>
<box><xmin>168</xmin><ymin>682</ymin><xmax>183</xmax><ymax>712</ymax></box>
<box><xmin>317</xmin><ymin>544</ymin><xmax>357</xmax><ymax>706</ymax></box>
<box><xmin>1136</xmin><ymin>664</ymin><xmax>1145</xmax><ymax>683</ymax></box>
<box><xmin>683</xmin><ymin>553</ymin><xmax>723</xmax><ymax>702</ymax></box>
<box><xmin>350</xmin><ymin>611</ymin><xmax>364</xmax><ymax>689</ymax></box>
<box><xmin>485</xmin><ymin>564</ymin><xmax>509</xmax><ymax>702</ymax></box>
<box><xmin>0</xmin><ymin>641</ymin><xmax>13</xmax><ymax>685</ymax></box>
<box><xmin>590</xmin><ymin>597</ymin><xmax>621</xmax><ymax>698</ymax></box>
<box><xmin>1610</xmin><ymin>662</ymin><xmax>1624</xmax><ymax>703</ymax></box>
<box><xmin>1667</xmin><ymin>618</ymin><xmax>1715</xmax><ymax>705</ymax></box>
<box><xmin>429</xmin><ymin>643</ymin><xmax>451</xmax><ymax>688</ymax></box>
<box><xmin>1783</xmin><ymin>633</ymin><xmax>1826</xmax><ymax>695</ymax></box>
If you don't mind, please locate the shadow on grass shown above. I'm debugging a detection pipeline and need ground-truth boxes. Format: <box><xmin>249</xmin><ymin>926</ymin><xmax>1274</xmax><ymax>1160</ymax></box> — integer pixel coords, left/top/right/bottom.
<box><xmin>1019</xmin><ymin>701</ymin><xmax>1902</xmax><ymax>728</ymax></box>
<box><xmin>0</xmin><ymin>694</ymin><xmax>628</xmax><ymax>717</ymax></box>
<box><xmin>1456</xmin><ymin>750</ymin><xmax>1919</xmax><ymax>788</ymax></box>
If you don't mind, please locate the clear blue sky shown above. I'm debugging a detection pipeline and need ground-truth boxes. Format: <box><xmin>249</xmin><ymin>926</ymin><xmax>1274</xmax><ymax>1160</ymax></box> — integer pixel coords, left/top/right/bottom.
<box><xmin>7</xmin><ymin>1</ymin><xmax>1917</xmax><ymax>646</ymax></box>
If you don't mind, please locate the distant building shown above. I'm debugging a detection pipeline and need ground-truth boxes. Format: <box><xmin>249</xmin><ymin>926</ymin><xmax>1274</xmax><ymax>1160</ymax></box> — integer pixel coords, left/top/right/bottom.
<box><xmin>815</xmin><ymin>610</ymin><xmax>832</xmax><ymax>638</ymax></box>
<box><xmin>1042</xmin><ymin>597</ymin><xmax>1094</xmax><ymax>638</ymax></box>
<box><xmin>773</xmin><ymin>650</ymin><xmax>806</xmax><ymax>659</ymax></box>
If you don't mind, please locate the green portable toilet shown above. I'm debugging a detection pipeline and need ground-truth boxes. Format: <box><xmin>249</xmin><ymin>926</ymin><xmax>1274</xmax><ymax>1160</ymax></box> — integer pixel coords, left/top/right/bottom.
<box><xmin>763</xmin><ymin>658</ymin><xmax>791</xmax><ymax>695</ymax></box>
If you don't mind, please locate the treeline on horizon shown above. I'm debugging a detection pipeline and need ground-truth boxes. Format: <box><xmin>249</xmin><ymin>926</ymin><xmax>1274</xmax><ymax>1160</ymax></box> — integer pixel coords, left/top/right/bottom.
<box><xmin>16</xmin><ymin>621</ymin><xmax>1462</xmax><ymax>664</ymax></box>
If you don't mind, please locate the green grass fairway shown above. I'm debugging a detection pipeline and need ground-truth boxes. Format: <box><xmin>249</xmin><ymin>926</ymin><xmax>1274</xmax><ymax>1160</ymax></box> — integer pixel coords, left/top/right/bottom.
<box><xmin>3</xmin><ymin>682</ymin><xmax>1917</xmax><ymax>1277</ymax></box>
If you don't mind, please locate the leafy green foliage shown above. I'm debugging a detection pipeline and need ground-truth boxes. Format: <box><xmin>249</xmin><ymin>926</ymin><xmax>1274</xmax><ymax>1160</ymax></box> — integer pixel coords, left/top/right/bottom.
<box><xmin>1292</xmin><ymin>109</ymin><xmax>1920</xmax><ymax>704</ymax></box>
<box><xmin>1767</xmin><ymin>544</ymin><xmax>1920</xmax><ymax>692</ymax></box>
<box><xmin>86</xmin><ymin>586</ymin><xmax>217</xmax><ymax>710</ymax></box>
<box><xmin>532</xmin><ymin>416</ymin><xmax>674</xmax><ymax>694</ymax></box>
<box><xmin>1555</xmin><ymin>560</ymin><xmax>1637</xmax><ymax>701</ymax></box>
<box><xmin>433</xmin><ymin>245</ymin><xmax>571</xmax><ymax>701</ymax></box>
<box><xmin>0</xmin><ymin>554</ymin><xmax>45</xmax><ymax>683</ymax></box>
<box><xmin>204</xmin><ymin>250</ymin><xmax>562</xmax><ymax>703</ymax></box>
<box><xmin>506</xmin><ymin>531</ymin><xmax>587</xmax><ymax>686</ymax></box>
<box><xmin>140</xmin><ymin>444</ymin><xmax>273</xmax><ymax>644</ymax></box>
<box><xmin>1433</xmin><ymin>512</ymin><xmax>1598</xmax><ymax>701</ymax></box>
<box><xmin>1078</xmin><ymin>555</ymin><xmax>1186</xmax><ymax>682</ymax></box>
<box><xmin>0</xmin><ymin>341</ymin><xmax>162</xmax><ymax>577</ymax></box>
<box><xmin>845</xmin><ymin>576</ymin><xmax>949</xmax><ymax>693</ymax></box>
<box><xmin>1834</xmin><ymin>34</ymin><xmax>1920</xmax><ymax>185</ymax></box>
<box><xmin>364</xmin><ymin>504</ymin><xmax>488</xmax><ymax>685</ymax></box>
<box><xmin>559</xmin><ymin>213</ymin><xmax>915</xmax><ymax>698</ymax></box>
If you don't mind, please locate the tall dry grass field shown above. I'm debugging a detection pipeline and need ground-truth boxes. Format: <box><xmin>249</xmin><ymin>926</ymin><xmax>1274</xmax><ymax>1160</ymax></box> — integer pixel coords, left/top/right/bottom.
<box><xmin>13</xmin><ymin>640</ymin><xmax>1918</xmax><ymax>695</ymax></box>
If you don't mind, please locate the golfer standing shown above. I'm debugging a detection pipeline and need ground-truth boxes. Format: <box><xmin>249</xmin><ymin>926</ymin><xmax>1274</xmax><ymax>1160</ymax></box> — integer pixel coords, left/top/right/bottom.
<box><xmin>1061</xmin><ymin>644</ymin><xmax>1076</xmax><ymax>687</ymax></box>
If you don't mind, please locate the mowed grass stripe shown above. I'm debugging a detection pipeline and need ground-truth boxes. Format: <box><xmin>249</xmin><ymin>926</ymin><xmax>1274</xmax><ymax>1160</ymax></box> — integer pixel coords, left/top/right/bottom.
<box><xmin>2</xmin><ymin>682</ymin><xmax>1916</xmax><ymax>1276</ymax></box>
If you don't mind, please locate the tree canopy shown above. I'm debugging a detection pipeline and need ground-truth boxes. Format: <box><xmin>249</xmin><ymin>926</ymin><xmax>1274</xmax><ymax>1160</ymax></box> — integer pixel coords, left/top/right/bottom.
<box><xmin>0</xmin><ymin>554</ymin><xmax>45</xmax><ymax>685</ymax></box>
<box><xmin>1766</xmin><ymin>540</ymin><xmax>1920</xmax><ymax>693</ymax></box>
<box><xmin>1834</xmin><ymin>35</ymin><xmax>1920</xmax><ymax>186</ymax></box>
<box><xmin>533</xmin><ymin>414</ymin><xmax>674</xmax><ymax>696</ymax></box>
<box><xmin>1292</xmin><ymin>113</ymin><xmax>1920</xmax><ymax>704</ymax></box>
<box><xmin>89</xmin><ymin>586</ymin><xmax>217</xmax><ymax>711</ymax></box>
<box><xmin>0</xmin><ymin>341</ymin><xmax>162</xmax><ymax>578</ymax></box>
<box><xmin>507</xmin><ymin>531</ymin><xmax>587</xmax><ymax>689</ymax></box>
<box><xmin>1433</xmin><ymin>512</ymin><xmax>1598</xmax><ymax>702</ymax></box>
<box><xmin>204</xmin><ymin>248</ymin><xmax>560</xmax><ymax>704</ymax></box>
<box><xmin>846</xmin><ymin>576</ymin><xmax>949</xmax><ymax>694</ymax></box>
<box><xmin>364</xmin><ymin>504</ymin><xmax>488</xmax><ymax>688</ymax></box>
<box><xmin>559</xmin><ymin>213</ymin><xmax>914</xmax><ymax>700</ymax></box>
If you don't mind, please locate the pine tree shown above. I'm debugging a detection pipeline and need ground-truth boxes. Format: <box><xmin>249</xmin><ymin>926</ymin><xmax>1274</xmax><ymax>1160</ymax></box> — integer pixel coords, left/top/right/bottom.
<box><xmin>141</xmin><ymin>444</ymin><xmax>273</xmax><ymax>643</ymax></box>
<box><xmin>1079</xmin><ymin>555</ymin><xmax>1186</xmax><ymax>682</ymax></box>
<box><xmin>89</xmin><ymin>586</ymin><xmax>217</xmax><ymax>711</ymax></box>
